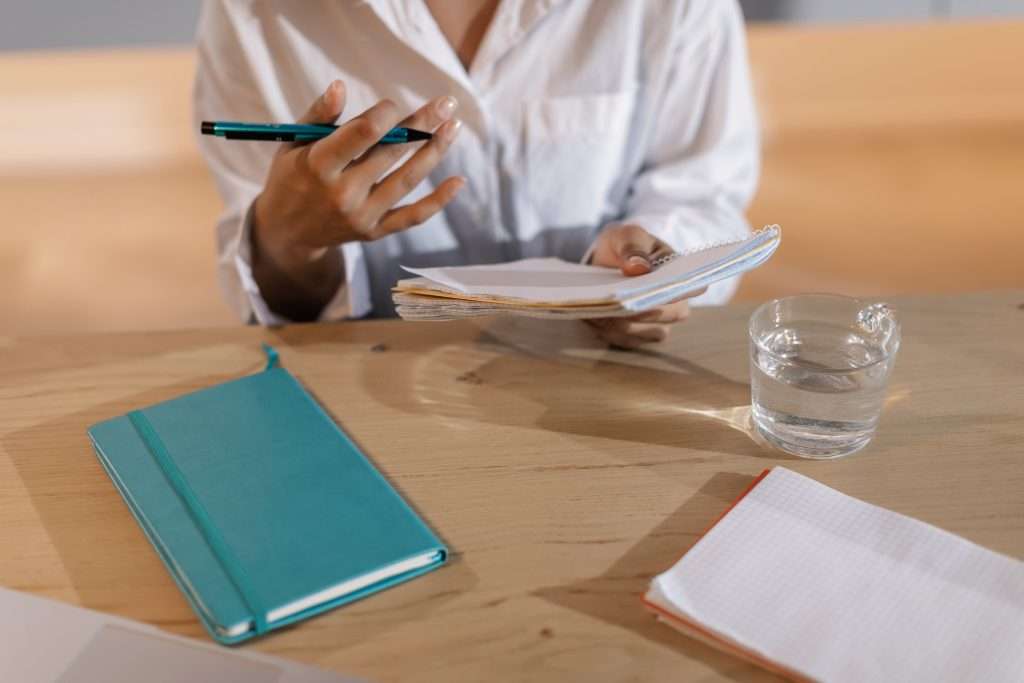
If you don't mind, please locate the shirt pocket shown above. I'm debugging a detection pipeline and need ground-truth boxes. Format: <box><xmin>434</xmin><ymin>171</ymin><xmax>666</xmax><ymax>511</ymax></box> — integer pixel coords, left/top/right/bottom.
<box><xmin>520</xmin><ymin>90</ymin><xmax>636</xmax><ymax>228</ymax></box>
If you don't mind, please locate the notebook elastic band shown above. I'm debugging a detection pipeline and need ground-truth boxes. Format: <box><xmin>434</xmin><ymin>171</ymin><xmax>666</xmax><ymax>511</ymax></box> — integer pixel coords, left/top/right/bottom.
<box><xmin>127</xmin><ymin>410</ymin><xmax>269</xmax><ymax>635</ymax></box>
<box><xmin>261</xmin><ymin>343</ymin><xmax>279</xmax><ymax>371</ymax></box>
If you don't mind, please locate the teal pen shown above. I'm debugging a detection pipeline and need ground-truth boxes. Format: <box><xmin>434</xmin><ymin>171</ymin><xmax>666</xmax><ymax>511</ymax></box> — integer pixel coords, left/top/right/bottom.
<box><xmin>200</xmin><ymin>120</ymin><xmax>433</xmax><ymax>144</ymax></box>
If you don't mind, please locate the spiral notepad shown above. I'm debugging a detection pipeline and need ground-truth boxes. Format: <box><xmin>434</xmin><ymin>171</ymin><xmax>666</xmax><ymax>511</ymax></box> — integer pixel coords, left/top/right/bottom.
<box><xmin>392</xmin><ymin>226</ymin><xmax>781</xmax><ymax>321</ymax></box>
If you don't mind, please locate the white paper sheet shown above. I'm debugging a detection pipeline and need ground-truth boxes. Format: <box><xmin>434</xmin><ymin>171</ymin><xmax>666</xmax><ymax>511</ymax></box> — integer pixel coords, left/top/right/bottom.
<box><xmin>0</xmin><ymin>587</ymin><xmax>357</xmax><ymax>683</ymax></box>
<box><xmin>398</xmin><ymin>226</ymin><xmax>780</xmax><ymax>307</ymax></box>
<box><xmin>645</xmin><ymin>468</ymin><xmax>1024</xmax><ymax>683</ymax></box>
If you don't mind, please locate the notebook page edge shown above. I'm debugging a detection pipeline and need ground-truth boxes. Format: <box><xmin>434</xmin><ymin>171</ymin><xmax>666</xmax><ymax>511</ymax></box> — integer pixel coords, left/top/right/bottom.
<box><xmin>643</xmin><ymin>583</ymin><xmax>816</xmax><ymax>683</ymax></box>
<box><xmin>396</xmin><ymin>227</ymin><xmax>779</xmax><ymax>304</ymax></box>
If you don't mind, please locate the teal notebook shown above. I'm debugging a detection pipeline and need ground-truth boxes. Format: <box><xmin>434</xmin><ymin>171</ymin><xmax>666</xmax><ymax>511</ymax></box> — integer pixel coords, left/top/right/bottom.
<box><xmin>87</xmin><ymin>347</ymin><xmax>447</xmax><ymax>645</ymax></box>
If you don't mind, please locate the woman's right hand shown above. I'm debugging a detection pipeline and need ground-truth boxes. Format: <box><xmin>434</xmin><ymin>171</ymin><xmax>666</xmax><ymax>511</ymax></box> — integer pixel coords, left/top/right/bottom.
<box><xmin>250</xmin><ymin>80</ymin><xmax>464</xmax><ymax>320</ymax></box>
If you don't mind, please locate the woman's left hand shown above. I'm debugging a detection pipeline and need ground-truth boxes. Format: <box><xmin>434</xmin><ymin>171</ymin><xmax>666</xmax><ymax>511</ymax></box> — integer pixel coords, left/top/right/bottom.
<box><xmin>585</xmin><ymin>224</ymin><xmax>703</xmax><ymax>349</ymax></box>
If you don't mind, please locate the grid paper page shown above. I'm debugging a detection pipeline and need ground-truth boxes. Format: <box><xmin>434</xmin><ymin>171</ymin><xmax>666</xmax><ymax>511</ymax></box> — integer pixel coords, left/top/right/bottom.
<box><xmin>646</xmin><ymin>468</ymin><xmax>1024</xmax><ymax>683</ymax></box>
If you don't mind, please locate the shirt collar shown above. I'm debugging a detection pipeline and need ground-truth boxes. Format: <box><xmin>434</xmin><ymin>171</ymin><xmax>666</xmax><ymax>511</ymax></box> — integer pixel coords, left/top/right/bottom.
<box><xmin>471</xmin><ymin>0</ymin><xmax>565</xmax><ymax>82</ymax></box>
<box><xmin>354</xmin><ymin>0</ymin><xmax>568</xmax><ymax>88</ymax></box>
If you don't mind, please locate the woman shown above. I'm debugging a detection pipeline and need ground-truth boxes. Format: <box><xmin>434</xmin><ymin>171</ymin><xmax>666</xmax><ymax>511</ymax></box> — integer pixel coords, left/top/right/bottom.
<box><xmin>194</xmin><ymin>0</ymin><xmax>758</xmax><ymax>348</ymax></box>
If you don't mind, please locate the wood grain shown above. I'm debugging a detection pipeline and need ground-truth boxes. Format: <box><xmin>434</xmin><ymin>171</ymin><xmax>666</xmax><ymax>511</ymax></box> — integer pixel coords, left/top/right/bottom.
<box><xmin>1</xmin><ymin>291</ymin><xmax>1022</xmax><ymax>681</ymax></box>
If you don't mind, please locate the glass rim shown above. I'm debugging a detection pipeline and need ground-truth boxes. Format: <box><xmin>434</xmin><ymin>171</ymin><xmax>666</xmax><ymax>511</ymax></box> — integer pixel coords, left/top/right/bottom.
<box><xmin>749</xmin><ymin>293</ymin><xmax>901</xmax><ymax>374</ymax></box>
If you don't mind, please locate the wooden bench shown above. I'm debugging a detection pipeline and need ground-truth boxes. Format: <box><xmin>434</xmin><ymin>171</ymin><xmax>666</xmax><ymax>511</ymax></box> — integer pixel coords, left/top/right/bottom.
<box><xmin>1</xmin><ymin>20</ymin><xmax>1020</xmax><ymax>334</ymax></box>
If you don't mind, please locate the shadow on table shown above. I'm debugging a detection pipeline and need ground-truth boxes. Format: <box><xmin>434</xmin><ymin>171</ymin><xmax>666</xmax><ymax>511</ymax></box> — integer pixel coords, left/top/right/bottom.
<box><xmin>3</xmin><ymin>376</ymin><xmax>473</xmax><ymax>652</ymax></box>
<box><xmin>357</xmin><ymin>317</ymin><xmax>782</xmax><ymax>460</ymax></box>
<box><xmin>533</xmin><ymin>471</ymin><xmax>784</xmax><ymax>683</ymax></box>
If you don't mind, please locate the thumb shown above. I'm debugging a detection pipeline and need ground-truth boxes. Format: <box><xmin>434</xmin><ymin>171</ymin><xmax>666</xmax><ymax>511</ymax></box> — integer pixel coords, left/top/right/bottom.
<box><xmin>613</xmin><ymin>226</ymin><xmax>657</xmax><ymax>276</ymax></box>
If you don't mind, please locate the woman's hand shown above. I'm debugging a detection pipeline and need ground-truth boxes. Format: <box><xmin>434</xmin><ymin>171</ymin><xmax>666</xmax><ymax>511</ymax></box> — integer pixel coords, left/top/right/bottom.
<box><xmin>250</xmin><ymin>80</ymin><xmax>464</xmax><ymax>320</ymax></box>
<box><xmin>586</xmin><ymin>224</ymin><xmax>703</xmax><ymax>349</ymax></box>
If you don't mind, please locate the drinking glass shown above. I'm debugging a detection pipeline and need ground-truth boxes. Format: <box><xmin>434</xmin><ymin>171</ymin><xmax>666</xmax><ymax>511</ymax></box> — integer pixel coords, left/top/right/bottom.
<box><xmin>749</xmin><ymin>294</ymin><xmax>901</xmax><ymax>458</ymax></box>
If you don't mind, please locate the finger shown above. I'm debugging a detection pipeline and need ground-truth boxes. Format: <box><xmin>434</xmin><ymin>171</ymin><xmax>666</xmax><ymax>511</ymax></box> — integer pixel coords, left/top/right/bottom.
<box><xmin>360</xmin><ymin>118</ymin><xmax>462</xmax><ymax>225</ymax></box>
<box><xmin>305</xmin><ymin>99</ymin><xmax>404</xmax><ymax>181</ymax></box>
<box><xmin>605</xmin><ymin>225</ymin><xmax>658</xmax><ymax>275</ymax></box>
<box><xmin>363</xmin><ymin>176</ymin><xmax>465</xmax><ymax>240</ymax></box>
<box><xmin>593</xmin><ymin>324</ymin><xmax>667</xmax><ymax>350</ymax></box>
<box><xmin>628</xmin><ymin>301</ymin><xmax>690</xmax><ymax>324</ymax></box>
<box><xmin>602</xmin><ymin>330</ymin><xmax>647</xmax><ymax>350</ymax></box>
<box><xmin>346</xmin><ymin>96</ymin><xmax>458</xmax><ymax>187</ymax></box>
<box><xmin>587</xmin><ymin>317</ymin><xmax>670</xmax><ymax>342</ymax></box>
<box><xmin>604</xmin><ymin>319</ymin><xmax>670</xmax><ymax>342</ymax></box>
<box><xmin>297</xmin><ymin>80</ymin><xmax>346</xmax><ymax>124</ymax></box>
<box><xmin>279</xmin><ymin>80</ymin><xmax>346</xmax><ymax>155</ymax></box>
<box><xmin>584</xmin><ymin>319</ymin><xmax>643</xmax><ymax>350</ymax></box>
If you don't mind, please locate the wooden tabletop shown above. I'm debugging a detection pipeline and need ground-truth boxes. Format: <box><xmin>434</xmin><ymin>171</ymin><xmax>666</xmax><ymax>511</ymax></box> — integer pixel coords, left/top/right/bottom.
<box><xmin>1</xmin><ymin>291</ymin><xmax>1022</xmax><ymax>682</ymax></box>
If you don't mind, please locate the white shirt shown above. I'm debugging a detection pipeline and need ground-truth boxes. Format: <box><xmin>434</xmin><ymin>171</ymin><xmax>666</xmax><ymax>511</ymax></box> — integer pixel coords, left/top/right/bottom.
<box><xmin>194</xmin><ymin>0</ymin><xmax>759</xmax><ymax>323</ymax></box>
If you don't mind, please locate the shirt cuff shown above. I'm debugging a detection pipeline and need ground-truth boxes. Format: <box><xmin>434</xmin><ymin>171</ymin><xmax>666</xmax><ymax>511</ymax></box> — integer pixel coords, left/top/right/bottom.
<box><xmin>233</xmin><ymin>206</ymin><xmax>372</xmax><ymax>325</ymax></box>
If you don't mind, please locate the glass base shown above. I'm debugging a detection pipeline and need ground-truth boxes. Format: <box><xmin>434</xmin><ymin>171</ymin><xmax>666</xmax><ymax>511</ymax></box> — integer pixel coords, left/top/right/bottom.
<box><xmin>753</xmin><ymin>412</ymin><xmax>873</xmax><ymax>459</ymax></box>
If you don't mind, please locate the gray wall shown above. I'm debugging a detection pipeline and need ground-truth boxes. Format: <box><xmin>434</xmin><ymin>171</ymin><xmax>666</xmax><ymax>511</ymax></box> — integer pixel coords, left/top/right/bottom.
<box><xmin>0</xmin><ymin>1</ymin><xmax>200</xmax><ymax>51</ymax></box>
<box><xmin>0</xmin><ymin>0</ymin><xmax>1022</xmax><ymax>51</ymax></box>
<box><xmin>740</xmin><ymin>0</ymin><xmax>1024</xmax><ymax>22</ymax></box>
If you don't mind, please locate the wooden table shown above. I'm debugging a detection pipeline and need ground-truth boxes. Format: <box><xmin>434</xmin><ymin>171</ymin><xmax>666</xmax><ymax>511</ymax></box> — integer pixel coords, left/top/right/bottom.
<box><xmin>1</xmin><ymin>291</ymin><xmax>1022</xmax><ymax>681</ymax></box>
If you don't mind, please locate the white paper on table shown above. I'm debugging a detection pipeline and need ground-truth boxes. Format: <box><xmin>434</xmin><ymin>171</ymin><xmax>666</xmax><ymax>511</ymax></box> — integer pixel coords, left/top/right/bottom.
<box><xmin>644</xmin><ymin>467</ymin><xmax>1024</xmax><ymax>683</ymax></box>
<box><xmin>0</xmin><ymin>587</ymin><xmax>358</xmax><ymax>683</ymax></box>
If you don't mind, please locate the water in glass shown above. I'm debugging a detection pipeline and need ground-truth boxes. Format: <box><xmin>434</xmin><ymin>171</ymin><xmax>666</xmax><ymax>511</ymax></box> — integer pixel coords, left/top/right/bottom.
<box><xmin>749</xmin><ymin>299</ymin><xmax>899</xmax><ymax>458</ymax></box>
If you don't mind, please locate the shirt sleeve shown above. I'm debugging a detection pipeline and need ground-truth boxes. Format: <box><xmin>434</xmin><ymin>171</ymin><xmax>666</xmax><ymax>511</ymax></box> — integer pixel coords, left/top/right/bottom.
<box><xmin>192</xmin><ymin>0</ymin><xmax>371</xmax><ymax>324</ymax></box>
<box><xmin>616</xmin><ymin>0</ymin><xmax>760</xmax><ymax>305</ymax></box>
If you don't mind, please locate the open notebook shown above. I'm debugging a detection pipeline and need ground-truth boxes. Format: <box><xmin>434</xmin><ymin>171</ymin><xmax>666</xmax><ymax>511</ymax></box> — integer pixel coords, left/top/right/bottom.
<box><xmin>392</xmin><ymin>225</ymin><xmax>780</xmax><ymax>320</ymax></box>
<box><xmin>645</xmin><ymin>468</ymin><xmax>1024</xmax><ymax>683</ymax></box>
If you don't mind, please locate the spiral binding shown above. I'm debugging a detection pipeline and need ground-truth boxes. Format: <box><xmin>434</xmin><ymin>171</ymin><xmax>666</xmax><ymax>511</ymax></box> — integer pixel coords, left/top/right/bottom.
<box><xmin>651</xmin><ymin>253</ymin><xmax>678</xmax><ymax>269</ymax></box>
<box><xmin>651</xmin><ymin>224</ymin><xmax>780</xmax><ymax>269</ymax></box>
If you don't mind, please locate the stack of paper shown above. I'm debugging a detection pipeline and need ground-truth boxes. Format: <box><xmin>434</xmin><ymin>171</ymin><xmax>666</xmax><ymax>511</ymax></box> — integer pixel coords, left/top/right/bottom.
<box><xmin>645</xmin><ymin>468</ymin><xmax>1024</xmax><ymax>683</ymax></box>
<box><xmin>392</xmin><ymin>226</ymin><xmax>781</xmax><ymax>320</ymax></box>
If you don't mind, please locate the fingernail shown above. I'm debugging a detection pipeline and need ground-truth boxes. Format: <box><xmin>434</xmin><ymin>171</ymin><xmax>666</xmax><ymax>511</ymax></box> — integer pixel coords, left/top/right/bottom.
<box><xmin>627</xmin><ymin>255</ymin><xmax>650</xmax><ymax>269</ymax></box>
<box><xmin>441</xmin><ymin>118</ymin><xmax>462</xmax><ymax>142</ymax></box>
<box><xmin>448</xmin><ymin>176</ymin><xmax>466</xmax><ymax>195</ymax></box>
<box><xmin>437</xmin><ymin>96</ymin><xmax>457</xmax><ymax>119</ymax></box>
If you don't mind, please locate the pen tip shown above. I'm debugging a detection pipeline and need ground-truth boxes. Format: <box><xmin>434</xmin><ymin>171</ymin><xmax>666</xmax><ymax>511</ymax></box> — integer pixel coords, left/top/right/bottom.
<box><xmin>200</xmin><ymin>121</ymin><xmax>215</xmax><ymax>135</ymax></box>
